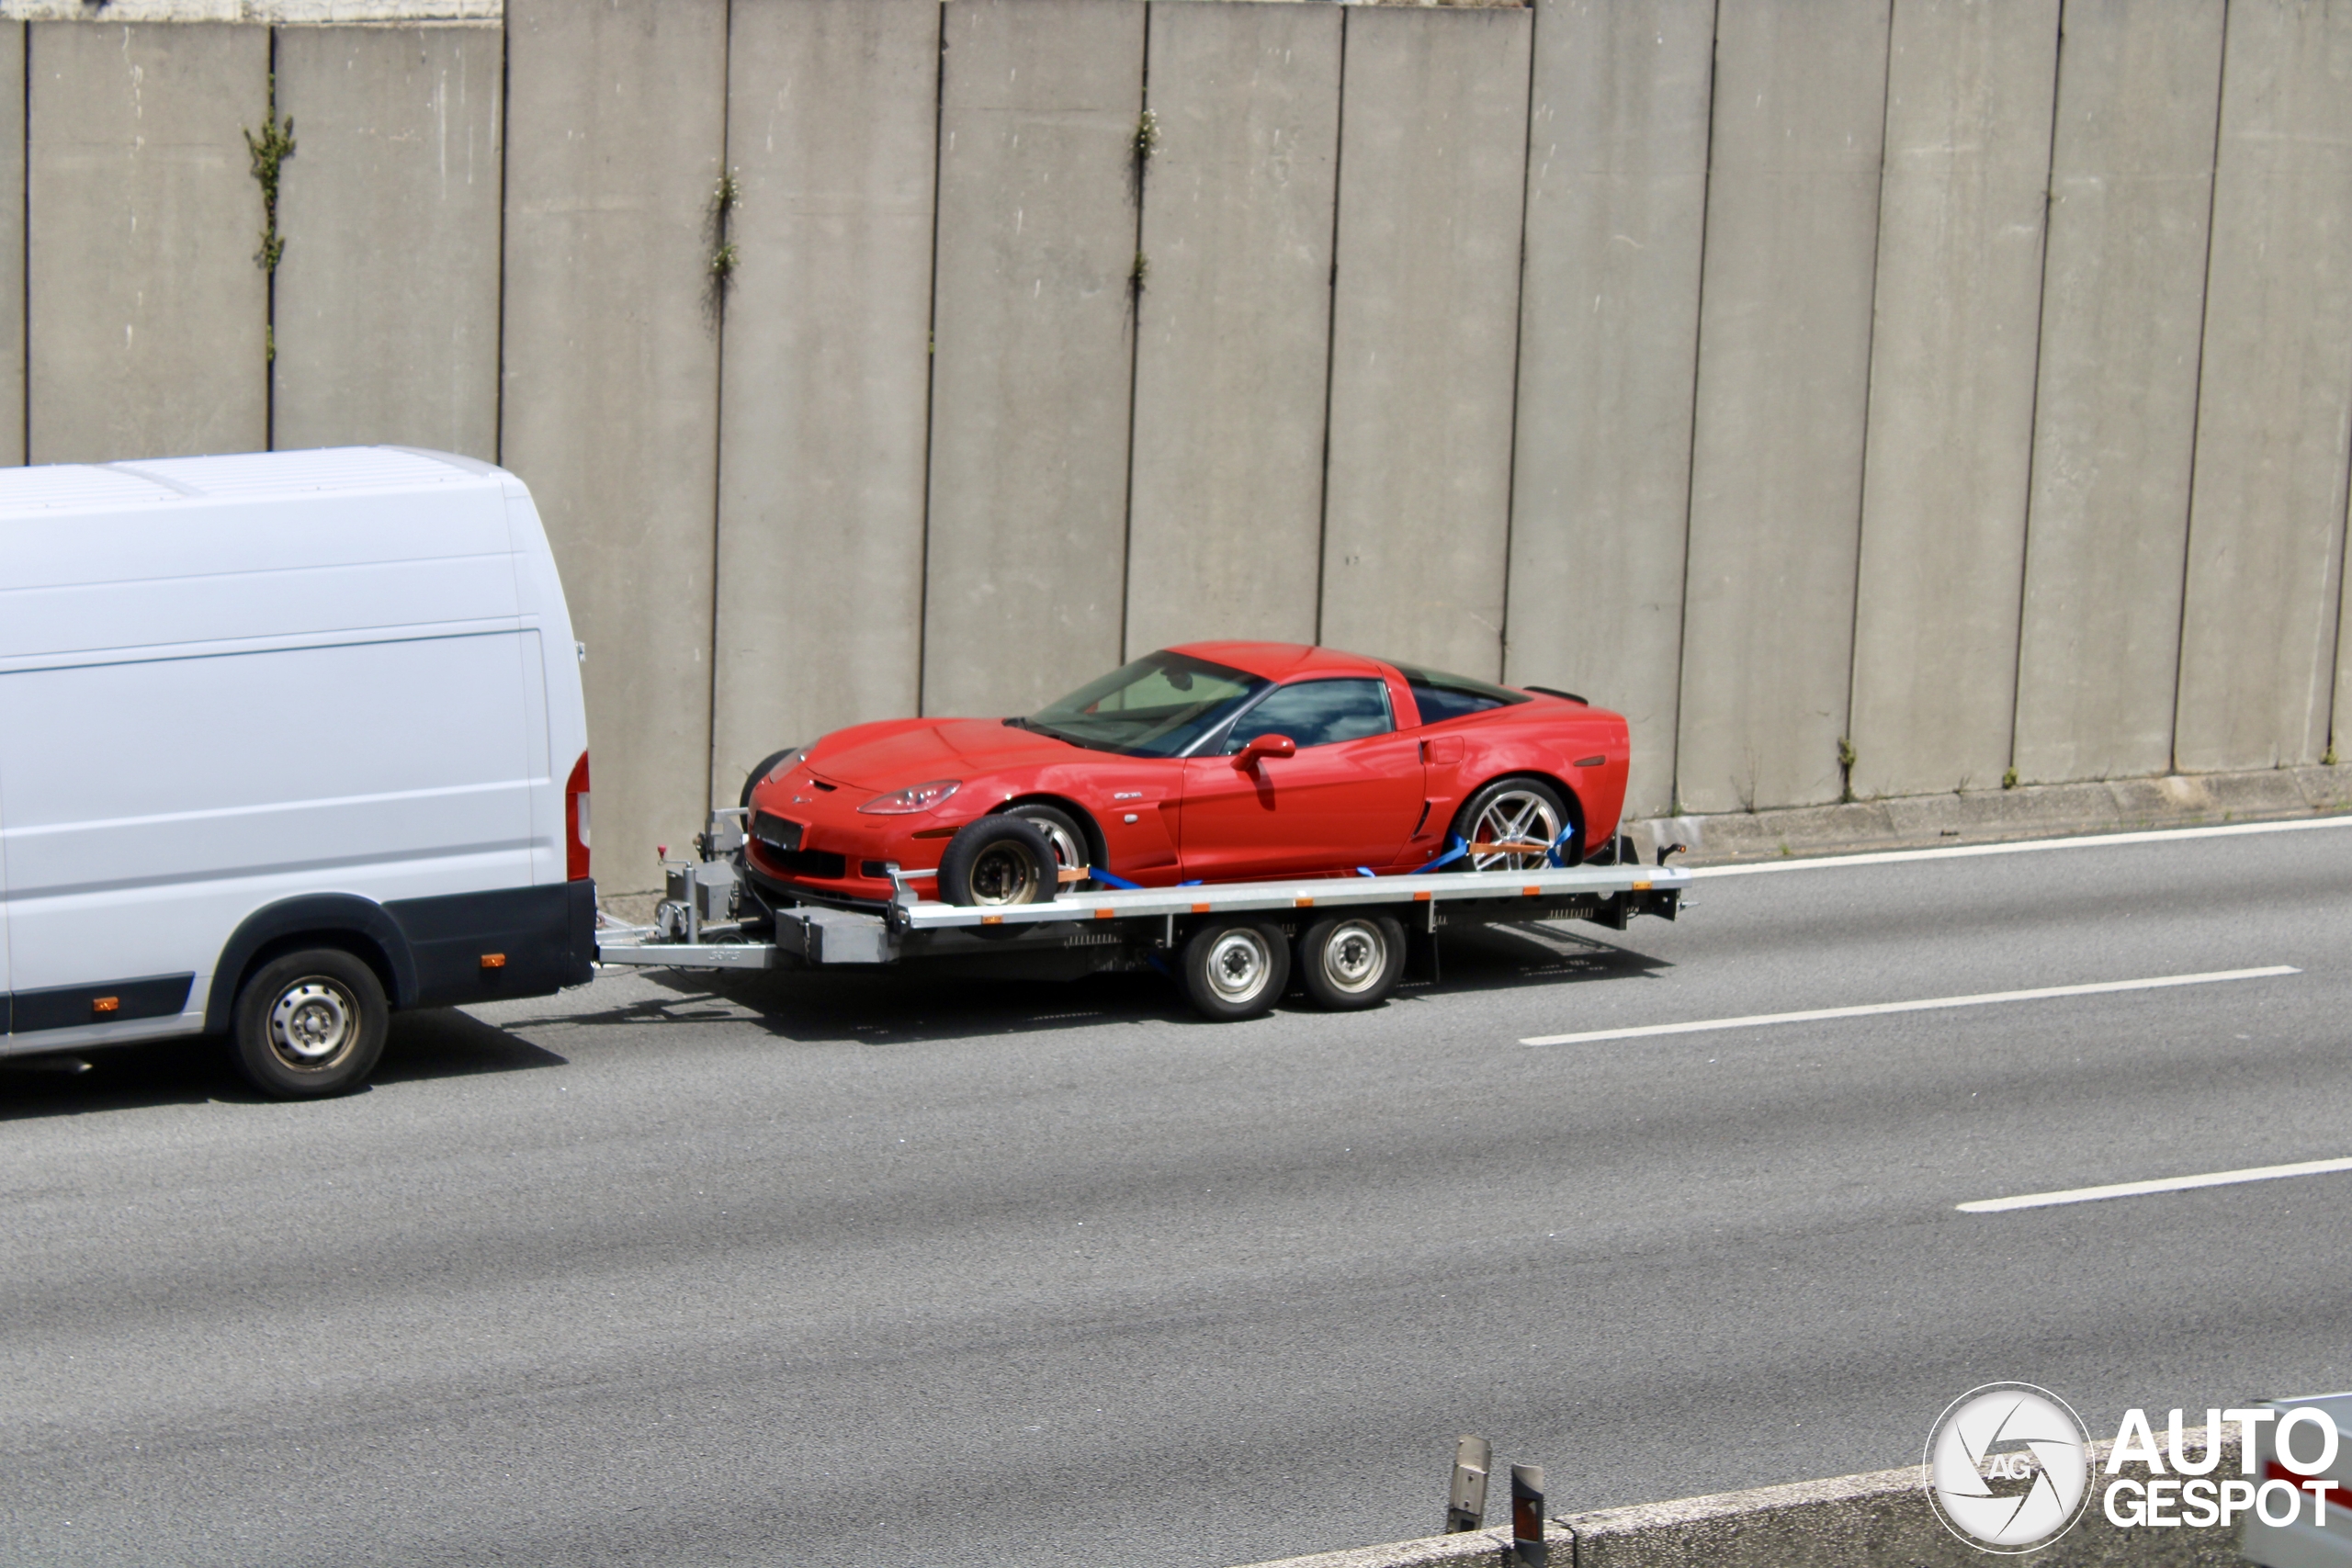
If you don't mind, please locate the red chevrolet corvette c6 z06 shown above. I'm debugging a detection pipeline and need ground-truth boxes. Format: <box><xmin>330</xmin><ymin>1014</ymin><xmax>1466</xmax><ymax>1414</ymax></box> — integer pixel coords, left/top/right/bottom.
<box><xmin>740</xmin><ymin>642</ymin><xmax>1630</xmax><ymax>908</ymax></box>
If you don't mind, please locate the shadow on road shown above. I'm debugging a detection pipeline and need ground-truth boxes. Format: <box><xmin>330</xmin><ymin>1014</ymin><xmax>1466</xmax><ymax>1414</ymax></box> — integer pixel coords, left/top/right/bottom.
<box><xmin>0</xmin><ymin>1006</ymin><xmax>566</xmax><ymax>1119</ymax></box>
<box><xmin>529</xmin><ymin>919</ymin><xmax>1672</xmax><ymax>1048</ymax></box>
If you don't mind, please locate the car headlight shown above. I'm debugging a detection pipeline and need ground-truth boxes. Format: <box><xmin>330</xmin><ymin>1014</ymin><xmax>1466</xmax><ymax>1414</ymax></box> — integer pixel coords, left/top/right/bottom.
<box><xmin>857</xmin><ymin>779</ymin><xmax>961</xmax><ymax>815</ymax></box>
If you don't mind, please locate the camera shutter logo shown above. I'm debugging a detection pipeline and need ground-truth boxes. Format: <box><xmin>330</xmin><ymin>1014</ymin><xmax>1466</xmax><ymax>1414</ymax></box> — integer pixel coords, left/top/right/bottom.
<box><xmin>1924</xmin><ymin>1383</ymin><xmax>2093</xmax><ymax>1552</ymax></box>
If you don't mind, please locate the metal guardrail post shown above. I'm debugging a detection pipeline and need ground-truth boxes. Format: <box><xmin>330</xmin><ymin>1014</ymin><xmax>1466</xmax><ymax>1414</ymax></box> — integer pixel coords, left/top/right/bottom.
<box><xmin>1444</xmin><ymin>1435</ymin><xmax>1491</xmax><ymax>1532</ymax></box>
<box><xmin>1510</xmin><ymin>1464</ymin><xmax>1546</xmax><ymax>1566</ymax></box>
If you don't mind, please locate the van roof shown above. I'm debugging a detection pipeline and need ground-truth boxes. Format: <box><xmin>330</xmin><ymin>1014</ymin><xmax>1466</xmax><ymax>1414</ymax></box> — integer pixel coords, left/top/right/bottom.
<box><xmin>0</xmin><ymin>446</ymin><xmax>498</xmax><ymax>514</ymax></box>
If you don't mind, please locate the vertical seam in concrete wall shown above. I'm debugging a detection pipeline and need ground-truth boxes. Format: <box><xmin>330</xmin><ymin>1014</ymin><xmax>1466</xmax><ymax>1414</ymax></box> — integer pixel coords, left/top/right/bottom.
<box><xmin>492</xmin><ymin>17</ymin><xmax>508</xmax><ymax>465</ymax></box>
<box><xmin>914</xmin><ymin>3</ymin><xmax>947</xmax><ymax>715</ymax></box>
<box><xmin>2006</xmin><ymin>0</ymin><xmax>2067</xmax><ymax>779</ymax></box>
<box><xmin>1668</xmin><ymin>0</ymin><xmax>1724</xmax><ymax>818</ymax></box>
<box><xmin>15</xmin><ymin>20</ymin><xmax>23</xmax><ymax>467</ymax></box>
<box><xmin>1117</xmin><ymin>3</ymin><xmax>1151</xmax><ymax>663</ymax></box>
<box><xmin>264</xmin><ymin>24</ymin><xmax>278</xmax><ymax>450</ymax></box>
<box><xmin>1309</xmin><ymin>6</ymin><xmax>1348</xmax><ymax>649</ymax></box>
<box><xmin>1494</xmin><ymin>0</ymin><xmax>1543</xmax><ymax>673</ymax></box>
<box><xmin>2169</xmin><ymin>0</ymin><xmax>2233</xmax><ymax>775</ymax></box>
<box><xmin>704</xmin><ymin>0</ymin><xmax>733</xmax><ymax>812</ymax></box>
<box><xmin>1839</xmin><ymin>0</ymin><xmax>1898</xmax><ymax>795</ymax></box>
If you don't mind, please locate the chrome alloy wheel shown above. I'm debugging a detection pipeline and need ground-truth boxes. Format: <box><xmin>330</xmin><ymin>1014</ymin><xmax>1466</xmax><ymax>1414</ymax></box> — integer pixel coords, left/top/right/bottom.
<box><xmin>1203</xmin><ymin>928</ymin><xmax>1275</xmax><ymax>1005</ymax></box>
<box><xmin>1466</xmin><ymin>787</ymin><xmax>1566</xmax><ymax>871</ymax></box>
<box><xmin>967</xmin><ymin>841</ymin><xmax>1045</xmax><ymax>905</ymax></box>
<box><xmin>268</xmin><ymin>976</ymin><xmax>361</xmax><ymax>1070</ymax></box>
<box><xmin>1314</xmin><ymin>919</ymin><xmax>1387</xmax><ymax>996</ymax></box>
<box><xmin>1018</xmin><ymin>814</ymin><xmax>1087</xmax><ymax>879</ymax></box>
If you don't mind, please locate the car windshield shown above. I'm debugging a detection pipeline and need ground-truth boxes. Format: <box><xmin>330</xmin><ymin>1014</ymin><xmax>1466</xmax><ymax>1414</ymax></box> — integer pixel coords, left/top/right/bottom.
<box><xmin>1021</xmin><ymin>651</ymin><xmax>1268</xmax><ymax>757</ymax></box>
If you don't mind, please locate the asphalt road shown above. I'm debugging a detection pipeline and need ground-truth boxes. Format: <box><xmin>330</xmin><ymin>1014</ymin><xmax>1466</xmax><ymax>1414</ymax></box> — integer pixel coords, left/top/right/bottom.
<box><xmin>6</xmin><ymin>824</ymin><xmax>2351</xmax><ymax>1566</ymax></box>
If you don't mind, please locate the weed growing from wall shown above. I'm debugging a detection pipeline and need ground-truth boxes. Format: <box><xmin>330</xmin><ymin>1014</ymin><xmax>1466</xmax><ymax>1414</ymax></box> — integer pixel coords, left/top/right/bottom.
<box><xmin>706</xmin><ymin>167</ymin><xmax>741</xmax><ymax>321</ymax></box>
<box><xmin>244</xmin><ymin>73</ymin><xmax>295</xmax><ymax>367</ymax></box>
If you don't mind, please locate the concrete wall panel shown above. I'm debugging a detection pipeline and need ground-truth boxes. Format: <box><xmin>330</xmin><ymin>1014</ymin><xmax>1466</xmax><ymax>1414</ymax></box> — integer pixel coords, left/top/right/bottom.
<box><xmin>1318</xmin><ymin>6</ymin><xmax>1531</xmax><ymax>680</ymax></box>
<box><xmin>273</xmin><ymin>24</ymin><xmax>502</xmax><ymax>458</ymax></box>
<box><xmin>709</xmin><ymin>0</ymin><xmax>939</xmax><ymax>800</ymax></box>
<box><xmin>501</xmin><ymin>0</ymin><xmax>726</xmax><ymax>890</ymax></box>
<box><xmin>1123</xmin><ymin>0</ymin><xmax>1339</xmax><ymax>659</ymax></box>
<box><xmin>1675</xmin><ymin>0</ymin><xmax>1891</xmax><ymax>814</ymax></box>
<box><xmin>28</xmin><ymin>22</ymin><xmax>266</xmax><ymax>463</ymax></box>
<box><xmin>1848</xmin><ymin>0</ymin><xmax>2057</xmax><ymax>798</ymax></box>
<box><xmin>2177</xmin><ymin>0</ymin><xmax>2352</xmax><ymax>773</ymax></box>
<box><xmin>1503</xmin><ymin>0</ymin><xmax>1712</xmax><ymax>819</ymax></box>
<box><xmin>2011</xmin><ymin>0</ymin><xmax>2223</xmax><ymax>785</ymax></box>
<box><xmin>0</xmin><ymin>24</ymin><xmax>22</xmax><ymax>468</ymax></box>
<box><xmin>922</xmin><ymin>0</ymin><xmax>1144</xmax><ymax>716</ymax></box>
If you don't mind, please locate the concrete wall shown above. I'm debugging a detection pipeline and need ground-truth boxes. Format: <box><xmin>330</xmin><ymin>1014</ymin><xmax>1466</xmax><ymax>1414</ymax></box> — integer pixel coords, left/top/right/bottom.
<box><xmin>1676</xmin><ymin>0</ymin><xmax>1890</xmax><ymax>815</ymax></box>
<box><xmin>17</xmin><ymin>0</ymin><xmax>2352</xmax><ymax>888</ymax></box>
<box><xmin>1503</xmin><ymin>0</ymin><xmax>1713</xmax><ymax>819</ymax></box>
<box><xmin>499</xmin><ymin>0</ymin><xmax>727</xmax><ymax>892</ymax></box>
<box><xmin>708</xmin><ymin>0</ymin><xmax>940</xmax><ymax>802</ymax></box>
<box><xmin>272</xmin><ymin>24</ymin><xmax>503</xmax><ymax>458</ymax></box>
<box><xmin>2010</xmin><ymin>0</ymin><xmax>2224</xmax><ymax>786</ymax></box>
<box><xmin>1317</xmin><ymin>4</ymin><xmax>1531</xmax><ymax>680</ymax></box>
<box><xmin>1847</xmin><ymin>0</ymin><xmax>2057</xmax><ymax>798</ymax></box>
<box><xmin>1123</xmin><ymin>0</ymin><xmax>1340</xmax><ymax>660</ymax></box>
<box><xmin>2175</xmin><ymin>0</ymin><xmax>2352</xmax><ymax>773</ymax></box>
<box><xmin>28</xmin><ymin>22</ymin><xmax>267</xmax><ymax>464</ymax></box>
<box><xmin>922</xmin><ymin>0</ymin><xmax>1143</xmax><ymax>717</ymax></box>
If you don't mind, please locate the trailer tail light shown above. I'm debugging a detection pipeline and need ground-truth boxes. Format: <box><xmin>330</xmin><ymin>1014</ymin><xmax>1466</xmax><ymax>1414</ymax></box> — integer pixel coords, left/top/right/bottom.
<box><xmin>565</xmin><ymin>751</ymin><xmax>592</xmax><ymax>882</ymax></box>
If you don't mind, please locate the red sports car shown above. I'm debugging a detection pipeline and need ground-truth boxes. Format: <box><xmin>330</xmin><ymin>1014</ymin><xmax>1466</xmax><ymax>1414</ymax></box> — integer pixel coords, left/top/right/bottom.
<box><xmin>740</xmin><ymin>642</ymin><xmax>1629</xmax><ymax>908</ymax></box>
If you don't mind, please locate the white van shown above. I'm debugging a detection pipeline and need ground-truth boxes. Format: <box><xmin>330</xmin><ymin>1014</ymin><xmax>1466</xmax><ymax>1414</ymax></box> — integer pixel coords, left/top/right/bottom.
<box><xmin>0</xmin><ymin>446</ymin><xmax>594</xmax><ymax>1098</ymax></box>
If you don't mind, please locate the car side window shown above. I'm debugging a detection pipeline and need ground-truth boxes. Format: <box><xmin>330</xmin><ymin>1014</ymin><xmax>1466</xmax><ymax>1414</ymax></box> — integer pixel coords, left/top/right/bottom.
<box><xmin>1222</xmin><ymin>679</ymin><xmax>1394</xmax><ymax>751</ymax></box>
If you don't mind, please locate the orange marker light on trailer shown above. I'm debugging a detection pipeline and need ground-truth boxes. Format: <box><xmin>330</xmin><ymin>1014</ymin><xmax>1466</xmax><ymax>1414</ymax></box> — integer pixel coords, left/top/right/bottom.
<box><xmin>1191</xmin><ymin>902</ymin><xmax>1211</xmax><ymax>913</ymax></box>
<box><xmin>91</xmin><ymin>996</ymin><xmax>119</xmax><ymax>1015</ymax></box>
<box><xmin>480</xmin><ymin>953</ymin><xmax>506</xmax><ymax>969</ymax></box>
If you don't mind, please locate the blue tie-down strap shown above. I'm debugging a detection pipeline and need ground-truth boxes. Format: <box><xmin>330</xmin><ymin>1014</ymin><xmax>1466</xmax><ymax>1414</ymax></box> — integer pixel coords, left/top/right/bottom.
<box><xmin>1544</xmin><ymin>821</ymin><xmax>1579</xmax><ymax>868</ymax></box>
<box><xmin>1091</xmin><ymin>868</ymin><xmax>1144</xmax><ymax>891</ymax></box>
<box><xmin>1413</xmin><ymin>834</ymin><xmax>1468</xmax><ymax>874</ymax></box>
<box><xmin>1356</xmin><ymin>866</ymin><xmax>1376</xmax><ymax>878</ymax></box>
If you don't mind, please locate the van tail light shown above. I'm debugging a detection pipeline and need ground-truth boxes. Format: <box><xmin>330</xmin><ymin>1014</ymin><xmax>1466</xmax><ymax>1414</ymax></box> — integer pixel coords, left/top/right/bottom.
<box><xmin>564</xmin><ymin>751</ymin><xmax>592</xmax><ymax>882</ymax></box>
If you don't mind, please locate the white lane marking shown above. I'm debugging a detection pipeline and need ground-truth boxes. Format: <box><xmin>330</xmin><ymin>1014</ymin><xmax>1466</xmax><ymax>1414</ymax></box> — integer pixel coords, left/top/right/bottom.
<box><xmin>1688</xmin><ymin>813</ymin><xmax>2352</xmax><ymax>878</ymax></box>
<box><xmin>1518</xmin><ymin>965</ymin><xmax>2299</xmax><ymax>1047</ymax></box>
<box><xmin>1959</xmin><ymin>1156</ymin><xmax>2352</xmax><ymax>1213</ymax></box>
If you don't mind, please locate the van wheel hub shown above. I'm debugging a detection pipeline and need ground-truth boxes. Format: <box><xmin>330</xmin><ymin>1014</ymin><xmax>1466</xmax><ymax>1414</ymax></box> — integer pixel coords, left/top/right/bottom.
<box><xmin>270</xmin><ymin>979</ymin><xmax>357</xmax><ymax>1066</ymax></box>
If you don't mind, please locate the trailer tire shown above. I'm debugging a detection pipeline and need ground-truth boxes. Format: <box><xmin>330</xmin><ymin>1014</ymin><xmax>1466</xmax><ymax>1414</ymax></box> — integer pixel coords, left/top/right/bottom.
<box><xmin>1182</xmin><ymin>919</ymin><xmax>1291</xmax><ymax>1021</ymax></box>
<box><xmin>1297</xmin><ymin>914</ymin><xmax>1404</xmax><ymax>1010</ymax></box>
<box><xmin>227</xmin><ymin>948</ymin><xmax>389</xmax><ymax>1099</ymax></box>
<box><xmin>938</xmin><ymin>815</ymin><xmax>1060</xmax><ymax>907</ymax></box>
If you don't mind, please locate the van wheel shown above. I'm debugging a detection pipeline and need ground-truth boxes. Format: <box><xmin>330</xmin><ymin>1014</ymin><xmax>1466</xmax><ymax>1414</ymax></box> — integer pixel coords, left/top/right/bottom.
<box><xmin>938</xmin><ymin>816</ymin><xmax>1059</xmax><ymax>907</ymax></box>
<box><xmin>1182</xmin><ymin>919</ymin><xmax>1291</xmax><ymax>1021</ymax></box>
<box><xmin>229</xmin><ymin>949</ymin><xmax>389</xmax><ymax>1099</ymax></box>
<box><xmin>1297</xmin><ymin>914</ymin><xmax>1405</xmax><ymax>1010</ymax></box>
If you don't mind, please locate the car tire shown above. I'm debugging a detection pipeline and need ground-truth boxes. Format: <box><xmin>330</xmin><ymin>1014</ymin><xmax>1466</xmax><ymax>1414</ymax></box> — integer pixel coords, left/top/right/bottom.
<box><xmin>1450</xmin><ymin>776</ymin><xmax>1577</xmax><ymax>871</ymax></box>
<box><xmin>741</xmin><ymin>747</ymin><xmax>801</xmax><ymax>810</ymax></box>
<box><xmin>227</xmin><ymin>948</ymin><xmax>390</xmax><ymax>1100</ymax></box>
<box><xmin>1007</xmin><ymin>803</ymin><xmax>1093</xmax><ymax>893</ymax></box>
<box><xmin>1182</xmin><ymin>919</ymin><xmax>1291</xmax><ymax>1021</ymax></box>
<box><xmin>1296</xmin><ymin>914</ymin><xmax>1404</xmax><ymax>1010</ymax></box>
<box><xmin>938</xmin><ymin>815</ymin><xmax>1060</xmax><ymax>907</ymax></box>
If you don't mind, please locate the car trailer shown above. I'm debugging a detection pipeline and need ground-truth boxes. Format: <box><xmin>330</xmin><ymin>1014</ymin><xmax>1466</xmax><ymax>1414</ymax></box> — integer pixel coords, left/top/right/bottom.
<box><xmin>594</xmin><ymin>809</ymin><xmax>1692</xmax><ymax>1021</ymax></box>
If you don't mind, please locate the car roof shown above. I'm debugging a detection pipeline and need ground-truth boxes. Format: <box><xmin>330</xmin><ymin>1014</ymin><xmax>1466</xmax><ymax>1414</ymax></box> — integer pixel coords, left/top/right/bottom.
<box><xmin>1165</xmin><ymin>641</ymin><xmax>1393</xmax><ymax>682</ymax></box>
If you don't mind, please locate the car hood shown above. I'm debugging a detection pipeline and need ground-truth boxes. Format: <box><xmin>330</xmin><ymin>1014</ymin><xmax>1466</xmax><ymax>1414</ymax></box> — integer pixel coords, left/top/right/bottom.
<box><xmin>806</xmin><ymin>717</ymin><xmax>1079</xmax><ymax>789</ymax></box>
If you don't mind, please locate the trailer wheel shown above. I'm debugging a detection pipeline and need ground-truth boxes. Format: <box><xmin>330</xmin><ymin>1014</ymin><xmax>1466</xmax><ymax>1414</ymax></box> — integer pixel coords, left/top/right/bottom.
<box><xmin>227</xmin><ymin>948</ymin><xmax>389</xmax><ymax>1100</ymax></box>
<box><xmin>938</xmin><ymin>815</ymin><xmax>1059</xmax><ymax>907</ymax></box>
<box><xmin>1297</xmin><ymin>914</ymin><xmax>1404</xmax><ymax>1010</ymax></box>
<box><xmin>1182</xmin><ymin>919</ymin><xmax>1291</xmax><ymax>1021</ymax></box>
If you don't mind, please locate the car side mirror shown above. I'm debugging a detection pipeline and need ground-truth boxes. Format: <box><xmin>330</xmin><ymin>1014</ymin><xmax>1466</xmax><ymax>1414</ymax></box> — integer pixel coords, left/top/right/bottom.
<box><xmin>1232</xmin><ymin>734</ymin><xmax>1297</xmax><ymax>769</ymax></box>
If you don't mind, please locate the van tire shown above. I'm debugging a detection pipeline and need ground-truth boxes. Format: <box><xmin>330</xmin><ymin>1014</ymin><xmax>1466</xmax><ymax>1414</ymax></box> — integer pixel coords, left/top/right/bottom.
<box><xmin>228</xmin><ymin>949</ymin><xmax>390</xmax><ymax>1099</ymax></box>
<box><xmin>938</xmin><ymin>816</ymin><xmax>1059</xmax><ymax>907</ymax></box>
<box><xmin>741</xmin><ymin>748</ymin><xmax>801</xmax><ymax>810</ymax></box>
